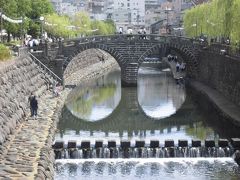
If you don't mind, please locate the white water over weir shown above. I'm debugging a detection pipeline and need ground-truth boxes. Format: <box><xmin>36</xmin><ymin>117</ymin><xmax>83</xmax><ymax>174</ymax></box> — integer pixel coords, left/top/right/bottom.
<box><xmin>52</xmin><ymin>138</ymin><xmax>240</xmax><ymax>161</ymax></box>
<box><xmin>55</xmin><ymin>146</ymin><xmax>232</xmax><ymax>159</ymax></box>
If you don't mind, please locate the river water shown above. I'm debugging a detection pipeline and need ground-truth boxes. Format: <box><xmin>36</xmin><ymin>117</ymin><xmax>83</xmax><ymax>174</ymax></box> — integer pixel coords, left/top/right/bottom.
<box><xmin>54</xmin><ymin>64</ymin><xmax>240</xmax><ymax>179</ymax></box>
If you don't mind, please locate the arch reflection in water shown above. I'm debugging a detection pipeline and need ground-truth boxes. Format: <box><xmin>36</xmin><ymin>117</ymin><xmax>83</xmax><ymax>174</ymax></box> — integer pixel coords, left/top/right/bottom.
<box><xmin>138</xmin><ymin>66</ymin><xmax>186</xmax><ymax>119</ymax></box>
<box><xmin>65</xmin><ymin>71</ymin><xmax>121</xmax><ymax>121</ymax></box>
<box><xmin>57</xmin><ymin>66</ymin><xmax>218</xmax><ymax>142</ymax></box>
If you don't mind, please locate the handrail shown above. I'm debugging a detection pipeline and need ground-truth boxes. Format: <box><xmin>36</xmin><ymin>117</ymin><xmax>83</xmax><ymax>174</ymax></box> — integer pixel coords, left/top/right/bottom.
<box><xmin>28</xmin><ymin>52</ymin><xmax>62</xmax><ymax>82</ymax></box>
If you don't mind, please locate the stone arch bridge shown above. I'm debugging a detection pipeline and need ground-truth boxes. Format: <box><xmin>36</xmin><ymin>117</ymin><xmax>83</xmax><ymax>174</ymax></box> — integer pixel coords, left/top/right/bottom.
<box><xmin>37</xmin><ymin>35</ymin><xmax>200</xmax><ymax>86</ymax></box>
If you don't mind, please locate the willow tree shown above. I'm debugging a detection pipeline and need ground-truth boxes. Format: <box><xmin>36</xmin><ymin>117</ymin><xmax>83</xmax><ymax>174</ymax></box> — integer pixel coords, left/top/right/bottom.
<box><xmin>183</xmin><ymin>7</ymin><xmax>198</xmax><ymax>37</ymax></box>
<box><xmin>90</xmin><ymin>20</ymin><xmax>107</xmax><ymax>35</ymax></box>
<box><xmin>73</xmin><ymin>12</ymin><xmax>91</xmax><ymax>36</ymax></box>
<box><xmin>204</xmin><ymin>0</ymin><xmax>221</xmax><ymax>38</ymax></box>
<box><xmin>231</xmin><ymin>0</ymin><xmax>240</xmax><ymax>45</ymax></box>
<box><xmin>216</xmin><ymin>0</ymin><xmax>234</xmax><ymax>38</ymax></box>
<box><xmin>183</xmin><ymin>0</ymin><xmax>240</xmax><ymax>45</ymax></box>
<box><xmin>44</xmin><ymin>14</ymin><xmax>75</xmax><ymax>38</ymax></box>
<box><xmin>105</xmin><ymin>20</ymin><xmax>116</xmax><ymax>34</ymax></box>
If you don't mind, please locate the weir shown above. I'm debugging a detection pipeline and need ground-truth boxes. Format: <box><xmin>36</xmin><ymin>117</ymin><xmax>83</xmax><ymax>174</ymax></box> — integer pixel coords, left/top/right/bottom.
<box><xmin>52</xmin><ymin>138</ymin><xmax>240</xmax><ymax>161</ymax></box>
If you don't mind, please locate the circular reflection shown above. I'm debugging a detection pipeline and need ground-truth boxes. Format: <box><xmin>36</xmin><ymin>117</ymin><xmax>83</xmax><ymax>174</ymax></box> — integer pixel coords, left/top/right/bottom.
<box><xmin>65</xmin><ymin>70</ymin><xmax>121</xmax><ymax>121</ymax></box>
<box><xmin>138</xmin><ymin>66</ymin><xmax>186</xmax><ymax>119</ymax></box>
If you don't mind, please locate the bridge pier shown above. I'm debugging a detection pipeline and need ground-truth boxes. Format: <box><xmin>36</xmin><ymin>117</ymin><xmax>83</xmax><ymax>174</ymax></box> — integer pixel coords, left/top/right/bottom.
<box><xmin>121</xmin><ymin>63</ymin><xmax>139</xmax><ymax>87</ymax></box>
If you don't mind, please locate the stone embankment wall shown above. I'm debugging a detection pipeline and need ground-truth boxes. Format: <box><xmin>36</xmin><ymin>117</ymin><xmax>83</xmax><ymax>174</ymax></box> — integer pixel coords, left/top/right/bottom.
<box><xmin>0</xmin><ymin>56</ymin><xmax>51</xmax><ymax>145</ymax></box>
<box><xmin>197</xmin><ymin>51</ymin><xmax>240</xmax><ymax>107</ymax></box>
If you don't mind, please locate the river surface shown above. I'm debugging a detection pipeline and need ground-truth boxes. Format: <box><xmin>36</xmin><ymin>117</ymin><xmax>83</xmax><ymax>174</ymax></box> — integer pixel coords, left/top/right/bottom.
<box><xmin>54</xmin><ymin>64</ymin><xmax>240</xmax><ymax>179</ymax></box>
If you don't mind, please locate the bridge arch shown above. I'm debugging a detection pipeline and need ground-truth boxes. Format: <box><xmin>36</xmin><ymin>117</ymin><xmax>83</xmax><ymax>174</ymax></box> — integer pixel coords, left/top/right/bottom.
<box><xmin>138</xmin><ymin>43</ymin><xmax>199</xmax><ymax>79</ymax></box>
<box><xmin>62</xmin><ymin>48</ymin><xmax>121</xmax><ymax>81</ymax></box>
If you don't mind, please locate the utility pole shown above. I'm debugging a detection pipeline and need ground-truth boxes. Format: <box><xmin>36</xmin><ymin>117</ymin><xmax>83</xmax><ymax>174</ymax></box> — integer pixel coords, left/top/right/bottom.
<box><xmin>165</xmin><ymin>8</ymin><xmax>171</xmax><ymax>34</ymax></box>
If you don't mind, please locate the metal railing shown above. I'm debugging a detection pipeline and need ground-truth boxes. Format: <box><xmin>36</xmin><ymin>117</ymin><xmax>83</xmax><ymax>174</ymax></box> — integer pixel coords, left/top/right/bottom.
<box><xmin>28</xmin><ymin>52</ymin><xmax>62</xmax><ymax>83</ymax></box>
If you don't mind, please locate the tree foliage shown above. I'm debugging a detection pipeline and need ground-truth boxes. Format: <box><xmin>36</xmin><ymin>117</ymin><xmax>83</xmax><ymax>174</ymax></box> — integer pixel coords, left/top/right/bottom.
<box><xmin>44</xmin><ymin>14</ymin><xmax>75</xmax><ymax>38</ymax></box>
<box><xmin>0</xmin><ymin>0</ymin><xmax>53</xmax><ymax>41</ymax></box>
<box><xmin>44</xmin><ymin>12</ymin><xmax>116</xmax><ymax>38</ymax></box>
<box><xmin>183</xmin><ymin>0</ymin><xmax>240</xmax><ymax>45</ymax></box>
<box><xmin>73</xmin><ymin>12</ymin><xmax>92</xmax><ymax>35</ymax></box>
<box><xmin>0</xmin><ymin>1</ymin><xmax>116</xmax><ymax>41</ymax></box>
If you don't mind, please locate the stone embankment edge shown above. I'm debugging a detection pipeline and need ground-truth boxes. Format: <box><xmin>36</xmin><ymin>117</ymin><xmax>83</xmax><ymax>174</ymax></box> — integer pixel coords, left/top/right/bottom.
<box><xmin>187</xmin><ymin>81</ymin><xmax>240</xmax><ymax>126</ymax></box>
<box><xmin>34</xmin><ymin>58</ymin><xmax>119</xmax><ymax>179</ymax></box>
<box><xmin>163</xmin><ymin>57</ymin><xmax>240</xmax><ymax>127</ymax></box>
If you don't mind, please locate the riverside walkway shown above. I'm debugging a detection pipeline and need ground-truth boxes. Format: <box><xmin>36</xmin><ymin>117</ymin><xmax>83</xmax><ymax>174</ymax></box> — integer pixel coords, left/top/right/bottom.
<box><xmin>162</xmin><ymin>57</ymin><xmax>186</xmax><ymax>79</ymax></box>
<box><xmin>0</xmin><ymin>92</ymin><xmax>59</xmax><ymax>179</ymax></box>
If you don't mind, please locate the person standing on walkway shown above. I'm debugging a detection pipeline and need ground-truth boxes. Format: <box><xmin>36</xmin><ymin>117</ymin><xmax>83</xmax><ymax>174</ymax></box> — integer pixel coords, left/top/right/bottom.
<box><xmin>28</xmin><ymin>93</ymin><xmax>34</xmax><ymax>117</ymax></box>
<box><xmin>30</xmin><ymin>96</ymin><xmax>38</xmax><ymax>117</ymax></box>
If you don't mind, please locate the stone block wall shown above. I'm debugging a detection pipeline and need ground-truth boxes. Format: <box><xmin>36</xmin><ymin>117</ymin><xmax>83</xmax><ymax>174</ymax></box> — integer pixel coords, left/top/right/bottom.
<box><xmin>64</xmin><ymin>48</ymin><xmax>117</xmax><ymax>81</ymax></box>
<box><xmin>198</xmin><ymin>50</ymin><xmax>240</xmax><ymax>106</ymax></box>
<box><xmin>0</xmin><ymin>56</ymin><xmax>51</xmax><ymax>145</ymax></box>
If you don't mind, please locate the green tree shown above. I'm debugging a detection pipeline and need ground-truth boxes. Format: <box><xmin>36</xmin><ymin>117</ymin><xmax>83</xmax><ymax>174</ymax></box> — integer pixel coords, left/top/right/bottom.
<box><xmin>231</xmin><ymin>0</ymin><xmax>240</xmax><ymax>45</ymax></box>
<box><xmin>73</xmin><ymin>12</ymin><xmax>91</xmax><ymax>36</ymax></box>
<box><xmin>0</xmin><ymin>0</ymin><xmax>54</xmax><ymax>41</ymax></box>
<box><xmin>27</xmin><ymin>0</ymin><xmax>54</xmax><ymax>38</ymax></box>
<box><xmin>183</xmin><ymin>0</ymin><xmax>240</xmax><ymax>46</ymax></box>
<box><xmin>0</xmin><ymin>0</ymin><xmax>19</xmax><ymax>41</ymax></box>
<box><xmin>44</xmin><ymin>14</ymin><xmax>75</xmax><ymax>38</ymax></box>
<box><xmin>28</xmin><ymin>0</ymin><xmax>54</xmax><ymax>19</ymax></box>
<box><xmin>91</xmin><ymin>20</ymin><xmax>116</xmax><ymax>35</ymax></box>
<box><xmin>28</xmin><ymin>21</ymin><xmax>40</xmax><ymax>38</ymax></box>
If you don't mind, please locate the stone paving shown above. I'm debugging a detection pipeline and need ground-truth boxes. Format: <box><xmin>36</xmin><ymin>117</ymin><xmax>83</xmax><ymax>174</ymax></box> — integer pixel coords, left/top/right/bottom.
<box><xmin>0</xmin><ymin>92</ymin><xmax>59</xmax><ymax>179</ymax></box>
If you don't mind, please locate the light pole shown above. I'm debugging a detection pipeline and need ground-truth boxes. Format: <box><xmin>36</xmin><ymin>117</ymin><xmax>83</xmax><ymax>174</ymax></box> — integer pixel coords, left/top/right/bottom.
<box><xmin>0</xmin><ymin>8</ymin><xmax>3</xmax><ymax>42</ymax></box>
<box><xmin>39</xmin><ymin>16</ymin><xmax>44</xmax><ymax>41</ymax></box>
<box><xmin>165</xmin><ymin>7</ymin><xmax>172</xmax><ymax>34</ymax></box>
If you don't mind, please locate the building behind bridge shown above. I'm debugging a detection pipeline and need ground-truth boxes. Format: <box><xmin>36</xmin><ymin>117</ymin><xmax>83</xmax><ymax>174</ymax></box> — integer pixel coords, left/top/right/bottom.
<box><xmin>50</xmin><ymin>0</ymin><xmax>209</xmax><ymax>35</ymax></box>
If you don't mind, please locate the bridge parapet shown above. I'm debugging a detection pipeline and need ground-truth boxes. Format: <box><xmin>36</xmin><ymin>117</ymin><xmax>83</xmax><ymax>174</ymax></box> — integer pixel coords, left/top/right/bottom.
<box><xmin>62</xmin><ymin>35</ymin><xmax>195</xmax><ymax>46</ymax></box>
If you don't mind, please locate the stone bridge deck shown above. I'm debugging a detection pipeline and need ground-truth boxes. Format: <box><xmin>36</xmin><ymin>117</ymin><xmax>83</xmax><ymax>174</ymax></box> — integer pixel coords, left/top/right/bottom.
<box><xmin>0</xmin><ymin>92</ymin><xmax>59</xmax><ymax>179</ymax></box>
